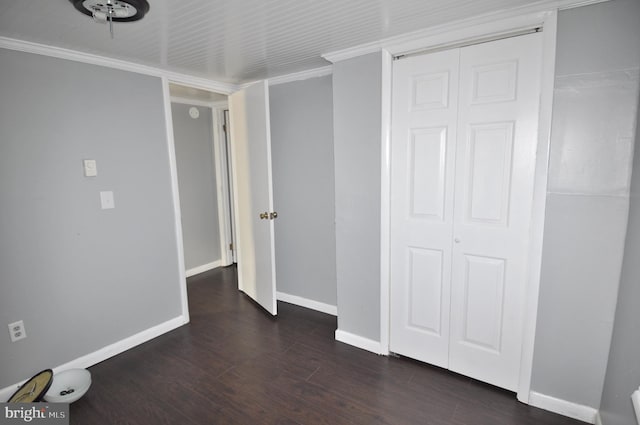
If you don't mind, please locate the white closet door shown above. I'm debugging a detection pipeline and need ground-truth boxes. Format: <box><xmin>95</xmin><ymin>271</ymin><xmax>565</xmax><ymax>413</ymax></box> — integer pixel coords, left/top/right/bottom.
<box><xmin>389</xmin><ymin>32</ymin><xmax>543</xmax><ymax>391</ymax></box>
<box><xmin>389</xmin><ymin>49</ymin><xmax>460</xmax><ymax>368</ymax></box>
<box><xmin>448</xmin><ymin>33</ymin><xmax>542</xmax><ymax>390</ymax></box>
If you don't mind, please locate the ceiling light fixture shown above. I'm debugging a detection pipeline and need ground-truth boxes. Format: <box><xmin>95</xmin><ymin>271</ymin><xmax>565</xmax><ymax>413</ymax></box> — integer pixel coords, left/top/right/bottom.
<box><xmin>70</xmin><ymin>0</ymin><xmax>150</xmax><ymax>39</ymax></box>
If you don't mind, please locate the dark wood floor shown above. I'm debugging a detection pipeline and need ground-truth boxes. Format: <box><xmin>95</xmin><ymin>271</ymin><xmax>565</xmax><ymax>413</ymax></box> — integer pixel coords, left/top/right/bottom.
<box><xmin>70</xmin><ymin>266</ymin><xmax>583</xmax><ymax>424</ymax></box>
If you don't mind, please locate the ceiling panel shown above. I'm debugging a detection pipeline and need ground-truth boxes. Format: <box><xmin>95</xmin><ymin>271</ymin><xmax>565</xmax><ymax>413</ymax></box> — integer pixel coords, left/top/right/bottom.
<box><xmin>0</xmin><ymin>0</ymin><xmax>557</xmax><ymax>83</ymax></box>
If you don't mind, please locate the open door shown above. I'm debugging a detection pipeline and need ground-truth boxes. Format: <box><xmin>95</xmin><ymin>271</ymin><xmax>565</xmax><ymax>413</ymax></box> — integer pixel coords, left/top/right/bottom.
<box><xmin>228</xmin><ymin>81</ymin><xmax>277</xmax><ymax>315</ymax></box>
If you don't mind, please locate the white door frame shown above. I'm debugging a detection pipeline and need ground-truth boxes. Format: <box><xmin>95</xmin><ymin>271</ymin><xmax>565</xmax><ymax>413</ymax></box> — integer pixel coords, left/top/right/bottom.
<box><xmin>379</xmin><ymin>10</ymin><xmax>558</xmax><ymax>403</ymax></box>
<box><xmin>161</xmin><ymin>78</ymin><xmax>190</xmax><ymax>323</ymax></box>
<box><xmin>222</xmin><ymin>109</ymin><xmax>238</xmax><ymax>264</ymax></box>
<box><xmin>168</xmin><ymin>95</ymin><xmax>235</xmax><ymax>269</ymax></box>
<box><xmin>163</xmin><ymin>79</ymin><xmax>235</xmax><ymax>326</ymax></box>
<box><xmin>211</xmin><ymin>102</ymin><xmax>235</xmax><ymax>267</ymax></box>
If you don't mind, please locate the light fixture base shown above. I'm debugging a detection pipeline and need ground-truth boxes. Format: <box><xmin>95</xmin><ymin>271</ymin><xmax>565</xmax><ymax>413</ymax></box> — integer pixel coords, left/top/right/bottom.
<box><xmin>70</xmin><ymin>0</ymin><xmax>149</xmax><ymax>23</ymax></box>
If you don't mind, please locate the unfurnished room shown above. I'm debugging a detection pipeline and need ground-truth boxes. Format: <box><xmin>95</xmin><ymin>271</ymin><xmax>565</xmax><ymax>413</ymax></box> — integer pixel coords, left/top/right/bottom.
<box><xmin>1</xmin><ymin>0</ymin><xmax>640</xmax><ymax>424</ymax></box>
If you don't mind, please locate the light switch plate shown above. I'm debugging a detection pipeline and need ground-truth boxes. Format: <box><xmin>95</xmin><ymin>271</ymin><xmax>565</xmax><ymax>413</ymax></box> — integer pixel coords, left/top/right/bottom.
<box><xmin>100</xmin><ymin>191</ymin><xmax>115</xmax><ymax>209</ymax></box>
<box><xmin>83</xmin><ymin>159</ymin><xmax>97</xmax><ymax>177</ymax></box>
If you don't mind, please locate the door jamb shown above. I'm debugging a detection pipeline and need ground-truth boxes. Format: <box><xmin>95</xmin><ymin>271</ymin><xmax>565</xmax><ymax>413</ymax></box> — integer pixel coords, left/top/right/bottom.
<box><xmin>516</xmin><ymin>11</ymin><xmax>557</xmax><ymax>403</ymax></box>
<box><xmin>161</xmin><ymin>78</ymin><xmax>190</xmax><ymax>324</ymax></box>
<box><xmin>379</xmin><ymin>49</ymin><xmax>393</xmax><ymax>356</ymax></box>
<box><xmin>211</xmin><ymin>103</ymin><xmax>235</xmax><ymax>266</ymax></box>
<box><xmin>379</xmin><ymin>10</ymin><xmax>558</xmax><ymax>403</ymax></box>
<box><xmin>166</xmin><ymin>88</ymin><xmax>234</xmax><ymax>271</ymax></box>
<box><xmin>222</xmin><ymin>109</ymin><xmax>238</xmax><ymax>264</ymax></box>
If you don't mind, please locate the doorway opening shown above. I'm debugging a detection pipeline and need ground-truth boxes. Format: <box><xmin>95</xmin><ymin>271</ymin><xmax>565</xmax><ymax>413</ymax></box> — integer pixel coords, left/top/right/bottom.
<box><xmin>168</xmin><ymin>83</ymin><xmax>236</xmax><ymax>277</ymax></box>
<box><xmin>167</xmin><ymin>80</ymin><xmax>279</xmax><ymax>317</ymax></box>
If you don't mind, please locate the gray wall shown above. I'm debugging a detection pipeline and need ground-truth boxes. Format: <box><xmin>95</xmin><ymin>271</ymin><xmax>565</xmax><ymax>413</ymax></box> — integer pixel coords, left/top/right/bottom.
<box><xmin>269</xmin><ymin>76</ymin><xmax>337</xmax><ymax>306</ymax></box>
<box><xmin>327</xmin><ymin>1</ymin><xmax>640</xmax><ymax>410</ymax></box>
<box><xmin>0</xmin><ymin>49</ymin><xmax>183</xmax><ymax>388</ymax></box>
<box><xmin>531</xmin><ymin>0</ymin><xmax>640</xmax><ymax>408</ymax></box>
<box><xmin>599</xmin><ymin>68</ymin><xmax>640</xmax><ymax>425</ymax></box>
<box><xmin>332</xmin><ymin>52</ymin><xmax>383</xmax><ymax>341</ymax></box>
<box><xmin>171</xmin><ymin>103</ymin><xmax>221</xmax><ymax>271</ymax></box>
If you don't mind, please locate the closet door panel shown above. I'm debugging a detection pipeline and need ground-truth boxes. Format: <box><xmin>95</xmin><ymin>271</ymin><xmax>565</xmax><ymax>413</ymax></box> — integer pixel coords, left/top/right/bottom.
<box><xmin>389</xmin><ymin>49</ymin><xmax>460</xmax><ymax>368</ymax></box>
<box><xmin>449</xmin><ymin>33</ymin><xmax>543</xmax><ymax>391</ymax></box>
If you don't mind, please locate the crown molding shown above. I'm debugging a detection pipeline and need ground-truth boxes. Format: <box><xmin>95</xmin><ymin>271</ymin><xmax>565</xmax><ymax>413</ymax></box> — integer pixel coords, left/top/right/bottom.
<box><xmin>322</xmin><ymin>0</ymin><xmax>610</xmax><ymax>63</ymax></box>
<box><xmin>267</xmin><ymin>65</ymin><xmax>333</xmax><ymax>86</ymax></box>
<box><xmin>557</xmin><ymin>0</ymin><xmax>610</xmax><ymax>9</ymax></box>
<box><xmin>0</xmin><ymin>37</ymin><xmax>238</xmax><ymax>95</ymax></box>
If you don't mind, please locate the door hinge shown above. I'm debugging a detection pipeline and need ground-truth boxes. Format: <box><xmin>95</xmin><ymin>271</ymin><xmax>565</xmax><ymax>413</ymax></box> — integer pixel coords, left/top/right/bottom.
<box><xmin>229</xmin><ymin>243</ymin><xmax>234</xmax><ymax>251</ymax></box>
<box><xmin>222</xmin><ymin>124</ymin><xmax>227</xmax><ymax>133</ymax></box>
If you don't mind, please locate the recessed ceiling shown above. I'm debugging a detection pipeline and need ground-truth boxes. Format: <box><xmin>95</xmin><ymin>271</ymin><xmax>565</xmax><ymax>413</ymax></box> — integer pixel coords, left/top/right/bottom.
<box><xmin>0</xmin><ymin>0</ymin><xmax>580</xmax><ymax>84</ymax></box>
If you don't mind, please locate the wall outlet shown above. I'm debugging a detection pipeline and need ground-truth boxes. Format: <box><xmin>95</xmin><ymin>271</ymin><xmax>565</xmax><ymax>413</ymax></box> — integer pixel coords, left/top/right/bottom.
<box><xmin>8</xmin><ymin>320</ymin><xmax>26</xmax><ymax>342</ymax></box>
<box><xmin>99</xmin><ymin>191</ymin><xmax>115</xmax><ymax>210</ymax></box>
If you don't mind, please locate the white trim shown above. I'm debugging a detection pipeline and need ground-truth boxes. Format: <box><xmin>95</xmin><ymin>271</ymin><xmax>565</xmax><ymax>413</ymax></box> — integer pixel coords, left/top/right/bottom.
<box><xmin>171</xmin><ymin>98</ymin><xmax>228</xmax><ymax>110</ymax></box>
<box><xmin>529</xmin><ymin>392</ymin><xmax>598</xmax><ymax>424</ymax></box>
<box><xmin>170</xmin><ymin>96</ymin><xmax>218</xmax><ymax>108</ymax></box>
<box><xmin>379</xmin><ymin>49</ymin><xmax>393</xmax><ymax>356</ymax></box>
<box><xmin>228</xmin><ymin>91</ymin><xmax>243</xmax><ymax>290</ymax></box>
<box><xmin>211</xmin><ymin>106</ymin><xmax>234</xmax><ymax>267</ymax></box>
<box><xmin>322</xmin><ymin>0</ymin><xmax>609</xmax><ymax>63</ymax></box>
<box><xmin>0</xmin><ymin>315</ymin><xmax>186</xmax><ymax>398</ymax></box>
<box><xmin>559</xmin><ymin>0</ymin><xmax>610</xmax><ymax>9</ymax></box>
<box><xmin>220</xmin><ymin>108</ymin><xmax>236</xmax><ymax>265</ymax></box>
<box><xmin>517</xmin><ymin>10</ymin><xmax>558</xmax><ymax>404</ymax></box>
<box><xmin>210</xmin><ymin>100</ymin><xmax>230</xmax><ymax>109</ymax></box>
<box><xmin>224</xmin><ymin>108</ymin><xmax>238</xmax><ymax>265</ymax></box>
<box><xmin>0</xmin><ymin>37</ymin><xmax>237</xmax><ymax>95</ymax></box>
<box><xmin>268</xmin><ymin>65</ymin><xmax>333</xmax><ymax>86</ymax></box>
<box><xmin>276</xmin><ymin>292</ymin><xmax>337</xmax><ymax>316</ymax></box>
<box><xmin>335</xmin><ymin>329</ymin><xmax>385</xmax><ymax>355</ymax></box>
<box><xmin>210</xmin><ymin>106</ymin><xmax>227</xmax><ymax>267</ymax></box>
<box><xmin>186</xmin><ymin>260</ymin><xmax>222</xmax><ymax>278</ymax></box>
<box><xmin>595</xmin><ymin>411</ymin><xmax>603</xmax><ymax>425</ymax></box>
<box><xmin>323</xmin><ymin>12</ymin><xmax>541</xmax><ymax>62</ymax></box>
<box><xmin>162</xmin><ymin>77</ymin><xmax>190</xmax><ymax>323</ymax></box>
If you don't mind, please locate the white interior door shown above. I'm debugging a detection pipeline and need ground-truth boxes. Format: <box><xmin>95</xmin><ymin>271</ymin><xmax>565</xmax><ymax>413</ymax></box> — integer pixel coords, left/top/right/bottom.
<box><xmin>389</xmin><ymin>32</ymin><xmax>542</xmax><ymax>390</ymax></box>
<box><xmin>448</xmin><ymin>33</ymin><xmax>542</xmax><ymax>391</ymax></box>
<box><xmin>389</xmin><ymin>48</ymin><xmax>460</xmax><ymax>368</ymax></box>
<box><xmin>228</xmin><ymin>81</ymin><xmax>277</xmax><ymax>315</ymax></box>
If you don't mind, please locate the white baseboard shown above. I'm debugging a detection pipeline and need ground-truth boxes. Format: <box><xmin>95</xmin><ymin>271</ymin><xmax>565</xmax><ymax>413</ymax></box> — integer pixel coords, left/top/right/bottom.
<box><xmin>276</xmin><ymin>291</ymin><xmax>337</xmax><ymax>316</ymax></box>
<box><xmin>0</xmin><ymin>315</ymin><xmax>188</xmax><ymax>398</ymax></box>
<box><xmin>595</xmin><ymin>411</ymin><xmax>603</xmax><ymax>425</ymax></box>
<box><xmin>186</xmin><ymin>260</ymin><xmax>221</xmax><ymax>277</ymax></box>
<box><xmin>529</xmin><ymin>391</ymin><xmax>598</xmax><ymax>424</ymax></box>
<box><xmin>335</xmin><ymin>329</ymin><xmax>385</xmax><ymax>355</ymax></box>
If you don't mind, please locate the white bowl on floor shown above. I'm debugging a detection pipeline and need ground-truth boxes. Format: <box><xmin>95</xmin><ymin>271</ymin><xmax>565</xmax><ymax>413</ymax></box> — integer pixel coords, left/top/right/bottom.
<box><xmin>43</xmin><ymin>369</ymin><xmax>91</xmax><ymax>403</ymax></box>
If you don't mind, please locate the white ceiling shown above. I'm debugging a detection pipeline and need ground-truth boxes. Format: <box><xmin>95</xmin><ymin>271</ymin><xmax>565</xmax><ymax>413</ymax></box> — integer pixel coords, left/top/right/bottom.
<box><xmin>0</xmin><ymin>0</ymin><xmax>581</xmax><ymax>84</ymax></box>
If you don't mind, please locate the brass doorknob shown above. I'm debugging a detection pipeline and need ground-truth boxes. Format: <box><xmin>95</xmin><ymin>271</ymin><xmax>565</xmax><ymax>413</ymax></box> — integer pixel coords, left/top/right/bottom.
<box><xmin>259</xmin><ymin>212</ymin><xmax>269</xmax><ymax>219</ymax></box>
<box><xmin>270</xmin><ymin>212</ymin><xmax>278</xmax><ymax>219</ymax></box>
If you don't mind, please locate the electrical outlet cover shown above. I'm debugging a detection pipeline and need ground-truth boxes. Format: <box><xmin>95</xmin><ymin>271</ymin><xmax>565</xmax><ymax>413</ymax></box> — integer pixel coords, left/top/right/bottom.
<box><xmin>83</xmin><ymin>159</ymin><xmax>97</xmax><ymax>177</ymax></box>
<box><xmin>8</xmin><ymin>320</ymin><xmax>26</xmax><ymax>342</ymax></box>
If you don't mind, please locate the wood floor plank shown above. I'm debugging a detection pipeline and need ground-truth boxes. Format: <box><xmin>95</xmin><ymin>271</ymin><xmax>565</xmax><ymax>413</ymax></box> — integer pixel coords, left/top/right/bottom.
<box><xmin>69</xmin><ymin>266</ymin><xmax>585</xmax><ymax>425</ymax></box>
